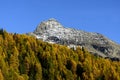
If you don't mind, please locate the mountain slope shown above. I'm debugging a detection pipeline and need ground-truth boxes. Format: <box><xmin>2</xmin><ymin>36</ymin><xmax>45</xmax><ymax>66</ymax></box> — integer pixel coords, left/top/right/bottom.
<box><xmin>1</xmin><ymin>30</ymin><xmax>120</xmax><ymax>80</ymax></box>
<box><xmin>1</xmin><ymin>29</ymin><xmax>120</xmax><ymax>80</ymax></box>
<box><xmin>28</xmin><ymin>18</ymin><xmax>120</xmax><ymax>58</ymax></box>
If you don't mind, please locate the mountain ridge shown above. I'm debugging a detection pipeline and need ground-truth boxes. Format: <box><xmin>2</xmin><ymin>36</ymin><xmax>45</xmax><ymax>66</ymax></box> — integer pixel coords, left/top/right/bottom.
<box><xmin>27</xmin><ymin>18</ymin><xmax>120</xmax><ymax>58</ymax></box>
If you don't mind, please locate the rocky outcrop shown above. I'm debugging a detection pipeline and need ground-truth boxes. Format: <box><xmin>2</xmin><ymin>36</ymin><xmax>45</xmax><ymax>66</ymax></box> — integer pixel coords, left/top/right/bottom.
<box><xmin>28</xmin><ymin>18</ymin><xmax>120</xmax><ymax>58</ymax></box>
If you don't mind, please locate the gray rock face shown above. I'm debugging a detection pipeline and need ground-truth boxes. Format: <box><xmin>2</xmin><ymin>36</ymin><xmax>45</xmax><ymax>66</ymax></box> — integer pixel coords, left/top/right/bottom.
<box><xmin>29</xmin><ymin>18</ymin><xmax>120</xmax><ymax>58</ymax></box>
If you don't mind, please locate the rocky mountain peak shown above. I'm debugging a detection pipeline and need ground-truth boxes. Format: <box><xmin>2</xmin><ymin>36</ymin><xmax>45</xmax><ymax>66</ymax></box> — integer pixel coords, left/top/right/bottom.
<box><xmin>29</xmin><ymin>18</ymin><xmax>120</xmax><ymax>59</ymax></box>
<box><xmin>34</xmin><ymin>18</ymin><xmax>64</xmax><ymax>34</ymax></box>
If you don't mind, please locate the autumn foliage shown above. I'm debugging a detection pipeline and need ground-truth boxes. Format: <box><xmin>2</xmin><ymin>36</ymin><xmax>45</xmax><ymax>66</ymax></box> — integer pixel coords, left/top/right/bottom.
<box><xmin>0</xmin><ymin>30</ymin><xmax>120</xmax><ymax>80</ymax></box>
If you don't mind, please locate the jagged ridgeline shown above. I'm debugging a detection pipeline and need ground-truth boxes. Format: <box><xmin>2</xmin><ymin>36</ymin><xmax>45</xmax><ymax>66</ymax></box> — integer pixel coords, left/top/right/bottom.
<box><xmin>1</xmin><ymin>30</ymin><xmax>120</xmax><ymax>80</ymax></box>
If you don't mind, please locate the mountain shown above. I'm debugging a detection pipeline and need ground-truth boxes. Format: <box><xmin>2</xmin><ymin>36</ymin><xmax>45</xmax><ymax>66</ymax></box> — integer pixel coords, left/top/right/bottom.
<box><xmin>28</xmin><ymin>18</ymin><xmax>120</xmax><ymax>59</ymax></box>
<box><xmin>1</xmin><ymin>30</ymin><xmax>120</xmax><ymax>80</ymax></box>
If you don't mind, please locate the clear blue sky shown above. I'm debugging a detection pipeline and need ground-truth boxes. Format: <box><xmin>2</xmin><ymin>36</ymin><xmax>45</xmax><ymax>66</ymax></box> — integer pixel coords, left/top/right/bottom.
<box><xmin>0</xmin><ymin>0</ymin><xmax>120</xmax><ymax>43</ymax></box>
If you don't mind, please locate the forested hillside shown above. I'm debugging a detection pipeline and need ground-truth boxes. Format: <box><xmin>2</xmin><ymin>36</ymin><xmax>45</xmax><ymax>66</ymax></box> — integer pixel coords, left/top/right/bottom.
<box><xmin>0</xmin><ymin>29</ymin><xmax>120</xmax><ymax>80</ymax></box>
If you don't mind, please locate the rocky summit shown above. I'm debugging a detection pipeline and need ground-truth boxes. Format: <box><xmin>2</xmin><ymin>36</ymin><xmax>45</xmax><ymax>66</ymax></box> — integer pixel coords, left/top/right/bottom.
<box><xmin>28</xmin><ymin>18</ymin><xmax>120</xmax><ymax>59</ymax></box>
